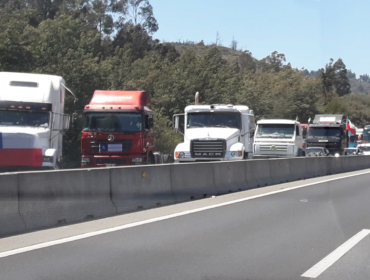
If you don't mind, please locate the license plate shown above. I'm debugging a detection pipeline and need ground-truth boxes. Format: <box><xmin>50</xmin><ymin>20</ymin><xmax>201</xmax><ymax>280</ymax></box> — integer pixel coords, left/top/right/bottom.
<box><xmin>99</xmin><ymin>143</ymin><xmax>122</xmax><ymax>152</ymax></box>
<box><xmin>105</xmin><ymin>164</ymin><xmax>116</xmax><ymax>167</ymax></box>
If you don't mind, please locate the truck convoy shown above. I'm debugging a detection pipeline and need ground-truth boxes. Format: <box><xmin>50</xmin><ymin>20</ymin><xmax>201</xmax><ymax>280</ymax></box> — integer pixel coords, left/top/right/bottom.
<box><xmin>173</xmin><ymin>95</ymin><xmax>255</xmax><ymax>163</ymax></box>
<box><xmin>253</xmin><ymin>119</ymin><xmax>305</xmax><ymax>158</ymax></box>
<box><xmin>0</xmin><ymin>72</ymin><xmax>71</xmax><ymax>170</ymax></box>
<box><xmin>306</xmin><ymin>114</ymin><xmax>348</xmax><ymax>155</ymax></box>
<box><xmin>80</xmin><ymin>90</ymin><xmax>170</xmax><ymax>167</ymax></box>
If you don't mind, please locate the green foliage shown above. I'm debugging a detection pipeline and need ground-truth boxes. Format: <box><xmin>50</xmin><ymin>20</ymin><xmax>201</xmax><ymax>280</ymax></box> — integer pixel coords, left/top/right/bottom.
<box><xmin>320</xmin><ymin>58</ymin><xmax>351</xmax><ymax>98</ymax></box>
<box><xmin>153</xmin><ymin>111</ymin><xmax>182</xmax><ymax>154</ymax></box>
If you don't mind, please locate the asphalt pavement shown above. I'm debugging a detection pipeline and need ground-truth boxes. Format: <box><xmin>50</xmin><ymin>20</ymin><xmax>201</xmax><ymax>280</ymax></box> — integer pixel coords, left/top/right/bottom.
<box><xmin>1</xmin><ymin>171</ymin><xmax>370</xmax><ymax>280</ymax></box>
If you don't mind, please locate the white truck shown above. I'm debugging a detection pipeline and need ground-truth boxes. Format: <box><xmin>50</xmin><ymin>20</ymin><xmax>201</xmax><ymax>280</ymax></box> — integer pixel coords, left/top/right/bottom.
<box><xmin>0</xmin><ymin>72</ymin><xmax>72</xmax><ymax>170</ymax></box>
<box><xmin>253</xmin><ymin>119</ymin><xmax>305</xmax><ymax>158</ymax></box>
<box><xmin>173</xmin><ymin>100</ymin><xmax>255</xmax><ymax>163</ymax></box>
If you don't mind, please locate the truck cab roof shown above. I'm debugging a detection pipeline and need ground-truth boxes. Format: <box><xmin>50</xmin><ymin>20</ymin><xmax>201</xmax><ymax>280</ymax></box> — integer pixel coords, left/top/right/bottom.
<box><xmin>257</xmin><ymin>119</ymin><xmax>300</xmax><ymax>125</ymax></box>
<box><xmin>84</xmin><ymin>90</ymin><xmax>151</xmax><ymax>112</ymax></box>
<box><xmin>0</xmin><ymin>72</ymin><xmax>64</xmax><ymax>104</ymax></box>
<box><xmin>185</xmin><ymin>104</ymin><xmax>252</xmax><ymax>114</ymax></box>
<box><xmin>312</xmin><ymin>114</ymin><xmax>346</xmax><ymax>125</ymax></box>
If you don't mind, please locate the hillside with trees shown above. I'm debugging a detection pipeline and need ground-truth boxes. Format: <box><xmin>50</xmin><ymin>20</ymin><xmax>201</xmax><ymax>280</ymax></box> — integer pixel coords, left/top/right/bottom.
<box><xmin>1</xmin><ymin>0</ymin><xmax>370</xmax><ymax>167</ymax></box>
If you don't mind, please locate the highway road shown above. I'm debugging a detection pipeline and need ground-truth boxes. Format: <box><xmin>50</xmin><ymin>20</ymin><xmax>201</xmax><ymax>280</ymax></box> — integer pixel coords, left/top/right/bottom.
<box><xmin>1</xmin><ymin>170</ymin><xmax>370</xmax><ymax>280</ymax></box>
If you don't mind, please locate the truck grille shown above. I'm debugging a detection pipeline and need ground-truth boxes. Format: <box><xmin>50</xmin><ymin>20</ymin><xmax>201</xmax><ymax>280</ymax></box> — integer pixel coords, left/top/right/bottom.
<box><xmin>90</xmin><ymin>139</ymin><xmax>133</xmax><ymax>153</ymax></box>
<box><xmin>95</xmin><ymin>158</ymin><xmax>126</xmax><ymax>165</ymax></box>
<box><xmin>259</xmin><ymin>145</ymin><xmax>288</xmax><ymax>152</ymax></box>
<box><xmin>306</xmin><ymin>142</ymin><xmax>338</xmax><ymax>148</ymax></box>
<box><xmin>191</xmin><ymin>139</ymin><xmax>226</xmax><ymax>158</ymax></box>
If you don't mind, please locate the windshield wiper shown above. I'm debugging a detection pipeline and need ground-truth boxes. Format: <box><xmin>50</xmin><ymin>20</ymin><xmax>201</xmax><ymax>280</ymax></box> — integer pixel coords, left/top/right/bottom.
<box><xmin>269</xmin><ymin>133</ymin><xmax>285</xmax><ymax>138</ymax></box>
<box><xmin>190</xmin><ymin>122</ymin><xmax>206</xmax><ymax>128</ymax></box>
<box><xmin>214</xmin><ymin>125</ymin><xmax>230</xmax><ymax>128</ymax></box>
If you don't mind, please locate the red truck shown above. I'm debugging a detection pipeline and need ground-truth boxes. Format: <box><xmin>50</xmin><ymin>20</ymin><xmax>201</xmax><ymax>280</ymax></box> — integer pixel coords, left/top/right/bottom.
<box><xmin>80</xmin><ymin>90</ymin><xmax>167</xmax><ymax>167</ymax></box>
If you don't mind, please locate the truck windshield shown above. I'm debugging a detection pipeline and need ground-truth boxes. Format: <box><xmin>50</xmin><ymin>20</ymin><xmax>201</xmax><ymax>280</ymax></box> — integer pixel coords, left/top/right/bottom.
<box><xmin>363</xmin><ymin>129</ymin><xmax>370</xmax><ymax>141</ymax></box>
<box><xmin>256</xmin><ymin>124</ymin><xmax>294</xmax><ymax>138</ymax></box>
<box><xmin>308</xmin><ymin>127</ymin><xmax>341</xmax><ymax>138</ymax></box>
<box><xmin>83</xmin><ymin>113</ymin><xmax>143</xmax><ymax>133</ymax></box>
<box><xmin>0</xmin><ymin>110</ymin><xmax>49</xmax><ymax>127</ymax></box>
<box><xmin>187</xmin><ymin>112</ymin><xmax>241</xmax><ymax>129</ymax></box>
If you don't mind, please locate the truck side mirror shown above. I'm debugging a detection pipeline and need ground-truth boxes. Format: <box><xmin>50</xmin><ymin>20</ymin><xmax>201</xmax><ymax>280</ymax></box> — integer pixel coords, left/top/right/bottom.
<box><xmin>149</xmin><ymin>117</ymin><xmax>154</xmax><ymax>129</ymax></box>
<box><xmin>71</xmin><ymin>111</ymin><xmax>83</xmax><ymax>131</ymax></box>
<box><xmin>63</xmin><ymin>114</ymin><xmax>70</xmax><ymax>131</ymax></box>
<box><xmin>175</xmin><ymin>116</ymin><xmax>179</xmax><ymax>130</ymax></box>
<box><xmin>173</xmin><ymin>114</ymin><xmax>184</xmax><ymax>134</ymax></box>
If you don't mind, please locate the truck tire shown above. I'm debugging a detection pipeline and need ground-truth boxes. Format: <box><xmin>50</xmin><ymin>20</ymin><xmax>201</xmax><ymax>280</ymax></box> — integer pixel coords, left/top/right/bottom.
<box><xmin>148</xmin><ymin>153</ymin><xmax>155</xmax><ymax>165</ymax></box>
<box><xmin>243</xmin><ymin>152</ymin><xmax>248</xmax><ymax>160</ymax></box>
<box><xmin>298</xmin><ymin>148</ymin><xmax>305</xmax><ymax>157</ymax></box>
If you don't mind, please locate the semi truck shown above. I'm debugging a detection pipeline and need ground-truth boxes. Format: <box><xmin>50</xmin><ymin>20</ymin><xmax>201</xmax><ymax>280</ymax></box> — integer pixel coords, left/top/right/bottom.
<box><xmin>306</xmin><ymin>114</ymin><xmax>348</xmax><ymax>155</ymax></box>
<box><xmin>80</xmin><ymin>90</ymin><xmax>170</xmax><ymax>167</ymax></box>
<box><xmin>253</xmin><ymin>119</ymin><xmax>305</xmax><ymax>158</ymax></box>
<box><xmin>173</xmin><ymin>93</ymin><xmax>255</xmax><ymax>162</ymax></box>
<box><xmin>0</xmin><ymin>72</ymin><xmax>71</xmax><ymax>170</ymax></box>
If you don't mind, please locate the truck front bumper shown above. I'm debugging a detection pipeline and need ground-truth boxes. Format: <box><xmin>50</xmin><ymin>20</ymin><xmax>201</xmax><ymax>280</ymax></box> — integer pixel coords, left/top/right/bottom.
<box><xmin>81</xmin><ymin>155</ymin><xmax>145</xmax><ymax>167</ymax></box>
<box><xmin>175</xmin><ymin>152</ymin><xmax>244</xmax><ymax>163</ymax></box>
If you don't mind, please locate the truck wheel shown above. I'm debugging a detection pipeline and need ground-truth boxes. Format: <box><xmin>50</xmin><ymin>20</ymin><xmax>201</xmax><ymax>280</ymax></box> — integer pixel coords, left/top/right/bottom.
<box><xmin>297</xmin><ymin>148</ymin><xmax>305</xmax><ymax>157</ymax></box>
<box><xmin>55</xmin><ymin>159</ymin><xmax>63</xmax><ymax>169</ymax></box>
<box><xmin>148</xmin><ymin>153</ymin><xmax>155</xmax><ymax>165</ymax></box>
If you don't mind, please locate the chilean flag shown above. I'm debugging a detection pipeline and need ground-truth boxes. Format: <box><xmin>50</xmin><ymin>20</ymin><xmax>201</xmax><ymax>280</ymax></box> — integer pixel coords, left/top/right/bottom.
<box><xmin>346</xmin><ymin>119</ymin><xmax>357</xmax><ymax>135</ymax></box>
<box><xmin>0</xmin><ymin>133</ymin><xmax>43</xmax><ymax>167</ymax></box>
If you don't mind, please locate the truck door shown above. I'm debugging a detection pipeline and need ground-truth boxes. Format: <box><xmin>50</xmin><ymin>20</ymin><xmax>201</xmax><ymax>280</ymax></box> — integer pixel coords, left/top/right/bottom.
<box><xmin>144</xmin><ymin>114</ymin><xmax>154</xmax><ymax>152</ymax></box>
<box><xmin>295</xmin><ymin>124</ymin><xmax>303</xmax><ymax>155</ymax></box>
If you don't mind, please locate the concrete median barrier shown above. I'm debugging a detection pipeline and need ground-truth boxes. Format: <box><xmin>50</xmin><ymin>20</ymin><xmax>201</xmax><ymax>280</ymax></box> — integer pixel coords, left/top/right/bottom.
<box><xmin>340</xmin><ymin>156</ymin><xmax>351</xmax><ymax>172</ymax></box>
<box><xmin>288</xmin><ymin>158</ymin><xmax>307</xmax><ymax>181</ymax></box>
<box><xmin>18</xmin><ymin>168</ymin><xmax>116</xmax><ymax>231</ymax></box>
<box><xmin>305</xmin><ymin>157</ymin><xmax>324</xmax><ymax>178</ymax></box>
<box><xmin>331</xmin><ymin>156</ymin><xmax>342</xmax><ymax>174</ymax></box>
<box><xmin>110</xmin><ymin>165</ymin><xmax>175</xmax><ymax>213</ymax></box>
<box><xmin>212</xmin><ymin>161</ymin><xmax>247</xmax><ymax>194</ymax></box>
<box><xmin>245</xmin><ymin>159</ymin><xmax>273</xmax><ymax>189</ymax></box>
<box><xmin>171</xmin><ymin>163</ymin><xmax>217</xmax><ymax>202</ymax></box>
<box><xmin>269</xmin><ymin>159</ymin><xmax>291</xmax><ymax>185</ymax></box>
<box><xmin>0</xmin><ymin>174</ymin><xmax>26</xmax><ymax>237</ymax></box>
<box><xmin>358</xmin><ymin>155</ymin><xmax>370</xmax><ymax>170</ymax></box>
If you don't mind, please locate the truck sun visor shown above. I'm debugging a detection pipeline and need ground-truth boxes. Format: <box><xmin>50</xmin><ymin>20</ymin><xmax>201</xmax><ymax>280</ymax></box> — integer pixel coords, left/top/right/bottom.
<box><xmin>89</xmin><ymin>91</ymin><xmax>149</xmax><ymax>107</ymax></box>
<box><xmin>0</xmin><ymin>101</ymin><xmax>52</xmax><ymax>111</ymax></box>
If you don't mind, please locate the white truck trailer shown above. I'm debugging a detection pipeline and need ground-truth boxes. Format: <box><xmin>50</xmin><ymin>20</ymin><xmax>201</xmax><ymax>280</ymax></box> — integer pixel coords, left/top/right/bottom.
<box><xmin>253</xmin><ymin>119</ymin><xmax>305</xmax><ymax>158</ymax></box>
<box><xmin>173</xmin><ymin>100</ymin><xmax>255</xmax><ymax>163</ymax></box>
<box><xmin>0</xmin><ymin>72</ymin><xmax>71</xmax><ymax>170</ymax></box>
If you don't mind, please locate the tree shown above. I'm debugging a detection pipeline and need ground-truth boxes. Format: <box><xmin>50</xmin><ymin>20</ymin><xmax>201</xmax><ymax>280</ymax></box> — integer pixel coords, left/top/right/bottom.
<box><xmin>360</xmin><ymin>74</ymin><xmax>370</xmax><ymax>83</ymax></box>
<box><xmin>215</xmin><ymin>31</ymin><xmax>221</xmax><ymax>46</ymax></box>
<box><xmin>26</xmin><ymin>0</ymin><xmax>64</xmax><ymax>20</ymax></box>
<box><xmin>124</xmin><ymin>0</ymin><xmax>158</xmax><ymax>34</ymax></box>
<box><xmin>347</xmin><ymin>69</ymin><xmax>356</xmax><ymax>79</ymax></box>
<box><xmin>258</xmin><ymin>51</ymin><xmax>286</xmax><ymax>72</ymax></box>
<box><xmin>230</xmin><ymin>36</ymin><xmax>237</xmax><ymax>50</ymax></box>
<box><xmin>333</xmin><ymin>58</ymin><xmax>351</xmax><ymax>96</ymax></box>
<box><xmin>320</xmin><ymin>58</ymin><xmax>350</xmax><ymax>98</ymax></box>
<box><xmin>238</xmin><ymin>51</ymin><xmax>256</xmax><ymax>72</ymax></box>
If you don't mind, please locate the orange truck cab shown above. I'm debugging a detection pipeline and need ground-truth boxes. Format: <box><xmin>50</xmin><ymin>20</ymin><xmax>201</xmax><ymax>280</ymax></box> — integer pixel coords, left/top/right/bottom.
<box><xmin>80</xmin><ymin>91</ymin><xmax>156</xmax><ymax>167</ymax></box>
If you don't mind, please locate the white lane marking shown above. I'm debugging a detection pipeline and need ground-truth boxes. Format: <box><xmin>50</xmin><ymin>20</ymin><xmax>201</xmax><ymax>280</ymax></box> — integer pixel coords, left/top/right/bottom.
<box><xmin>301</xmin><ymin>229</ymin><xmax>370</xmax><ymax>278</ymax></box>
<box><xmin>1</xmin><ymin>170</ymin><xmax>370</xmax><ymax>259</ymax></box>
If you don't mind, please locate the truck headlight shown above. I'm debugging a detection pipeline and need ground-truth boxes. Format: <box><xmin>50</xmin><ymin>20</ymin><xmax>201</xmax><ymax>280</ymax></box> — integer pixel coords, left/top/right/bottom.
<box><xmin>175</xmin><ymin>152</ymin><xmax>185</xmax><ymax>159</ymax></box>
<box><xmin>231</xmin><ymin>151</ymin><xmax>242</xmax><ymax>157</ymax></box>
<box><xmin>81</xmin><ymin>157</ymin><xmax>90</xmax><ymax>166</ymax></box>
<box><xmin>131</xmin><ymin>157</ymin><xmax>143</xmax><ymax>163</ymax></box>
<box><xmin>43</xmin><ymin>156</ymin><xmax>53</xmax><ymax>163</ymax></box>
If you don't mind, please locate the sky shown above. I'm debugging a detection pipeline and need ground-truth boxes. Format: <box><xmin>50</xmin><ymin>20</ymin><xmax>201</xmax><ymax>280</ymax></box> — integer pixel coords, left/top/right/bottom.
<box><xmin>150</xmin><ymin>0</ymin><xmax>369</xmax><ymax>75</ymax></box>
